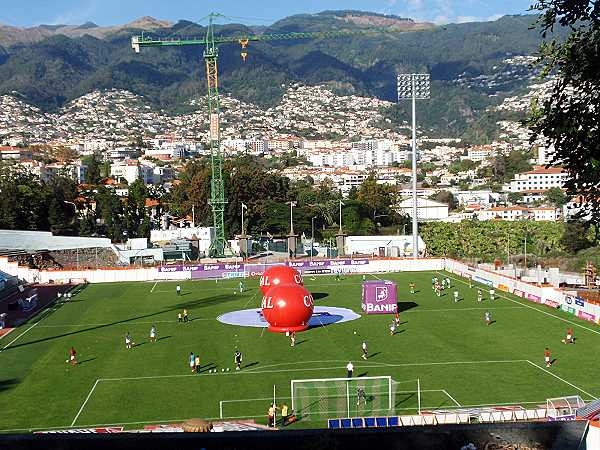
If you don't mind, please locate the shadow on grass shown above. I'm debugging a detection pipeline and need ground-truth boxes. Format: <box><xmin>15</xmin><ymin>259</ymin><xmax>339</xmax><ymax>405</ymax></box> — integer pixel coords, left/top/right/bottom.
<box><xmin>78</xmin><ymin>357</ymin><xmax>96</xmax><ymax>365</ymax></box>
<box><xmin>312</xmin><ymin>293</ymin><xmax>329</xmax><ymax>300</ymax></box>
<box><xmin>243</xmin><ymin>361</ymin><xmax>259</xmax><ymax>369</ymax></box>
<box><xmin>397</xmin><ymin>301</ymin><xmax>418</xmax><ymax>312</ymax></box>
<box><xmin>3</xmin><ymin>294</ymin><xmax>234</xmax><ymax>352</ymax></box>
<box><xmin>0</xmin><ymin>379</ymin><xmax>19</xmax><ymax>393</ymax></box>
<box><xmin>294</xmin><ymin>339</ymin><xmax>308</xmax><ymax>347</ymax></box>
<box><xmin>357</xmin><ymin>372</ymin><xmax>369</xmax><ymax>378</ymax></box>
<box><xmin>369</xmin><ymin>352</ymin><xmax>381</xmax><ymax>359</ymax></box>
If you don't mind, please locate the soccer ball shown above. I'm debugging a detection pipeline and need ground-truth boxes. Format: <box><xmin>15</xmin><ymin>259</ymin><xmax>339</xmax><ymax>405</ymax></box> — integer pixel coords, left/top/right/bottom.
<box><xmin>353</xmin><ymin>331</ymin><xmax>357</xmax><ymax>335</ymax></box>
<box><xmin>226</xmin><ymin>368</ymin><xmax>230</xmax><ymax>372</ymax></box>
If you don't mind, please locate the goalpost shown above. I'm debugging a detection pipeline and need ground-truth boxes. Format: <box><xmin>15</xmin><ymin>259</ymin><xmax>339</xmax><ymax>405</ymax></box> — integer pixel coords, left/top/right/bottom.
<box><xmin>291</xmin><ymin>376</ymin><xmax>395</xmax><ymax>419</ymax></box>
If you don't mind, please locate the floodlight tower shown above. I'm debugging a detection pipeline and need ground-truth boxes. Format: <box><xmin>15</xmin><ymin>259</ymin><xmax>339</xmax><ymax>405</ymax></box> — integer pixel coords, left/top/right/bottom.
<box><xmin>397</xmin><ymin>73</ymin><xmax>430</xmax><ymax>259</ymax></box>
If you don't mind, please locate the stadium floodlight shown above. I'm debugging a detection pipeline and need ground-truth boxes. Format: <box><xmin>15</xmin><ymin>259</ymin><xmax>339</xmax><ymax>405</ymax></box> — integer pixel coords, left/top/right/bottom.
<box><xmin>397</xmin><ymin>73</ymin><xmax>430</xmax><ymax>259</ymax></box>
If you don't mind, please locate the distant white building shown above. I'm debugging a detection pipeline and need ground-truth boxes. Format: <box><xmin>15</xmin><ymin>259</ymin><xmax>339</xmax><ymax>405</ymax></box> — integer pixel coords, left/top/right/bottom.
<box><xmin>466</xmin><ymin>145</ymin><xmax>496</xmax><ymax>162</ymax></box>
<box><xmin>503</xmin><ymin>166</ymin><xmax>568</xmax><ymax>195</ymax></box>
<box><xmin>476</xmin><ymin>206</ymin><xmax>560</xmax><ymax>222</ymax></box>
<box><xmin>397</xmin><ymin>197</ymin><xmax>449</xmax><ymax>221</ymax></box>
<box><xmin>344</xmin><ymin>235</ymin><xmax>426</xmax><ymax>257</ymax></box>
<box><xmin>110</xmin><ymin>160</ymin><xmax>154</xmax><ymax>184</ymax></box>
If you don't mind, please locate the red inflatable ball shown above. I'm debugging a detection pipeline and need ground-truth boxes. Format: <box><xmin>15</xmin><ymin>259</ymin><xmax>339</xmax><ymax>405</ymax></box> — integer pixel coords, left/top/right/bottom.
<box><xmin>259</xmin><ymin>265</ymin><xmax>303</xmax><ymax>295</ymax></box>
<box><xmin>261</xmin><ymin>283</ymin><xmax>314</xmax><ymax>333</ymax></box>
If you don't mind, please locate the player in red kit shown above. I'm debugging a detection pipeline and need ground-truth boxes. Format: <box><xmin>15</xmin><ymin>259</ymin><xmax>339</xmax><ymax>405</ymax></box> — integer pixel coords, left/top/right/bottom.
<box><xmin>544</xmin><ymin>348</ymin><xmax>551</xmax><ymax>368</ymax></box>
<box><xmin>563</xmin><ymin>328</ymin><xmax>574</xmax><ymax>344</ymax></box>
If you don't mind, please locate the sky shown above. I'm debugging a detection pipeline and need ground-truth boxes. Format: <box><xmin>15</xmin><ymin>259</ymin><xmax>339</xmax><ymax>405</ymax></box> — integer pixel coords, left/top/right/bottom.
<box><xmin>0</xmin><ymin>0</ymin><xmax>534</xmax><ymax>27</ymax></box>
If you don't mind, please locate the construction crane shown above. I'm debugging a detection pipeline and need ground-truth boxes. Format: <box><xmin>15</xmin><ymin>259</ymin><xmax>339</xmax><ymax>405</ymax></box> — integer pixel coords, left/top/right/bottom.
<box><xmin>132</xmin><ymin>12</ymin><xmax>406</xmax><ymax>257</ymax></box>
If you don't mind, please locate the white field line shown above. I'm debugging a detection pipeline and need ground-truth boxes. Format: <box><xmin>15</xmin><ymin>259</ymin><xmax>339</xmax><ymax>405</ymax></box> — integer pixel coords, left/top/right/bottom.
<box><xmin>403</xmin><ymin>306</ymin><xmax>526</xmax><ymax>313</ymax></box>
<box><xmin>0</xmin><ymin>321</ymin><xmax>41</xmax><ymax>351</ymax></box>
<box><xmin>99</xmin><ymin>359</ymin><xmax>527</xmax><ymax>382</ymax></box>
<box><xmin>439</xmin><ymin>271</ymin><xmax>600</xmax><ymax>336</ymax></box>
<box><xmin>244</xmin><ymin>359</ymin><xmax>389</xmax><ymax>372</ymax></box>
<box><xmin>442</xmin><ymin>389</ymin><xmax>461</xmax><ymax>407</ymax></box>
<box><xmin>526</xmin><ymin>360</ymin><xmax>597</xmax><ymax>399</ymax></box>
<box><xmin>71</xmin><ymin>379</ymin><xmax>101</xmax><ymax>426</ymax></box>
<box><xmin>150</xmin><ymin>281</ymin><xmax>158</xmax><ymax>293</ymax></box>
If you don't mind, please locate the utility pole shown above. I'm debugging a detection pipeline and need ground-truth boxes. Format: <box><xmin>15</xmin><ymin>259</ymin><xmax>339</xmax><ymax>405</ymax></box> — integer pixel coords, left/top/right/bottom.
<box><xmin>336</xmin><ymin>200</ymin><xmax>347</xmax><ymax>257</ymax></box>
<box><xmin>311</xmin><ymin>216</ymin><xmax>316</xmax><ymax>262</ymax></box>
<box><xmin>287</xmin><ymin>201</ymin><xmax>297</xmax><ymax>259</ymax></box>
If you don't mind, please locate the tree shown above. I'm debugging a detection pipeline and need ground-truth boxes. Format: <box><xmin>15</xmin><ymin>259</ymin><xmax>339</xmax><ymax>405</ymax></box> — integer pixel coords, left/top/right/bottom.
<box><xmin>544</xmin><ymin>187</ymin><xmax>567</xmax><ymax>208</ymax></box>
<box><xmin>429</xmin><ymin>191</ymin><xmax>458</xmax><ymax>211</ymax></box>
<box><xmin>507</xmin><ymin>192</ymin><xmax>524</xmax><ymax>205</ymax></box>
<box><xmin>561</xmin><ymin>222</ymin><xmax>593</xmax><ymax>254</ymax></box>
<box><xmin>529</xmin><ymin>0</ymin><xmax>600</xmax><ymax>232</ymax></box>
<box><xmin>85</xmin><ymin>154</ymin><xmax>102</xmax><ymax>184</ymax></box>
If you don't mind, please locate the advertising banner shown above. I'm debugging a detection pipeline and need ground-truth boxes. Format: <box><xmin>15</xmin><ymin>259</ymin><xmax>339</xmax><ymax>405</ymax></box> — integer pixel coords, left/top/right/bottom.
<box><xmin>498</xmin><ymin>284</ymin><xmax>509</xmax><ymax>292</ymax></box>
<box><xmin>544</xmin><ymin>299</ymin><xmax>560</xmax><ymax>308</ymax></box>
<box><xmin>473</xmin><ymin>276</ymin><xmax>493</xmax><ymax>287</ymax></box>
<box><xmin>361</xmin><ymin>280</ymin><xmax>397</xmax><ymax>314</ymax></box>
<box><xmin>561</xmin><ymin>305</ymin><xmax>575</xmax><ymax>314</ymax></box>
<box><xmin>527</xmin><ymin>294</ymin><xmax>542</xmax><ymax>303</ymax></box>
<box><xmin>578</xmin><ymin>311</ymin><xmax>596</xmax><ymax>322</ymax></box>
<box><xmin>513</xmin><ymin>289</ymin><xmax>524</xmax><ymax>298</ymax></box>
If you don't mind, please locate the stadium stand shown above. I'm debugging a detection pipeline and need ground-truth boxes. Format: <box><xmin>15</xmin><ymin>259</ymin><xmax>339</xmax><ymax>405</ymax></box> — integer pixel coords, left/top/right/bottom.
<box><xmin>577</xmin><ymin>399</ymin><xmax>600</xmax><ymax>420</ymax></box>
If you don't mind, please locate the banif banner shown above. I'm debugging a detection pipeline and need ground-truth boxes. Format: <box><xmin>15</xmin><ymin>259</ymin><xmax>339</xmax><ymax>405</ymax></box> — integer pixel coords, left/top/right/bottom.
<box><xmin>361</xmin><ymin>280</ymin><xmax>398</xmax><ymax>314</ymax></box>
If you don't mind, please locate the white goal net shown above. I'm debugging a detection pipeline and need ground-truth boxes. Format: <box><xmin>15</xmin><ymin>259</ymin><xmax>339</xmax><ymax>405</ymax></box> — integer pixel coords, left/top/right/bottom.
<box><xmin>291</xmin><ymin>376</ymin><xmax>413</xmax><ymax>419</ymax></box>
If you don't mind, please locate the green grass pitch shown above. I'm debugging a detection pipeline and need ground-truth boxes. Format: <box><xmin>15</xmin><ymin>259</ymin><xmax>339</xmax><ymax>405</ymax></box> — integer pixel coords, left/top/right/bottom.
<box><xmin>1</xmin><ymin>270</ymin><xmax>600</xmax><ymax>432</ymax></box>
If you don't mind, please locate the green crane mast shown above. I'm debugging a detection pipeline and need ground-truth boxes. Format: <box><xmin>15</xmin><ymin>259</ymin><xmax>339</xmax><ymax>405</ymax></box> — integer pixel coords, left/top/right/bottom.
<box><xmin>132</xmin><ymin>13</ymin><xmax>406</xmax><ymax>257</ymax></box>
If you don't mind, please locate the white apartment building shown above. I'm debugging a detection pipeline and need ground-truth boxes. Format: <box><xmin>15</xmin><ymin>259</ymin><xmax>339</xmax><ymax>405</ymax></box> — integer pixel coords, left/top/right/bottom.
<box><xmin>45</xmin><ymin>161</ymin><xmax>87</xmax><ymax>184</ymax></box>
<box><xmin>397</xmin><ymin>197</ymin><xmax>449</xmax><ymax>221</ymax></box>
<box><xmin>503</xmin><ymin>166</ymin><xmax>568</xmax><ymax>194</ymax></box>
<box><xmin>466</xmin><ymin>145</ymin><xmax>496</xmax><ymax>162</ymax></box>
<box><xmin>111</xmin><ymin>160</ymin><xmax>154</xmax><ymax>184</ymax></box>
<box><xmin>476</xmin><ymin>206</ymin><xmax>560</xmax><ymax>222</ymax></box>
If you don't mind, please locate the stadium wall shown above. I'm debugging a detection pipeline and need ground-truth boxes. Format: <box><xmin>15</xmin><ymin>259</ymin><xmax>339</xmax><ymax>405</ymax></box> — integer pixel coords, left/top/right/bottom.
<box><xmin>443</xmin><ymin>259</ymin><xmax>600</xmax><ymax>327</ymax></box>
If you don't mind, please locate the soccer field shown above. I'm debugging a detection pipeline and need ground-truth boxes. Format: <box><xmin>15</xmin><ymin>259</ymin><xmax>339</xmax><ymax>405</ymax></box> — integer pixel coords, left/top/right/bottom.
<box><xmin>1</xmin><ymin>270</ymin><xmax>600</xmax><ymax>432</ymax></box>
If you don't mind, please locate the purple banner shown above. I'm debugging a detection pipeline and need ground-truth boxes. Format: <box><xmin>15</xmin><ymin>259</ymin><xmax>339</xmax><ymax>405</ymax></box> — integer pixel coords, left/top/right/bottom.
<box><xmin>361</xmin><ymin>280</ymin><xmax>397</xmax><ymax>314</ymax></box>
<box><xmin>159</xmin><ymin>259</ymin><xmax>370</xmax><ymax>278</ymax></box>
<box><xmin>578</xmin><ymin>311</ymin><xmax>596</xmax><ymax>322</ymax></box>
<box><xmin>527</xmin><ymin>293</ymin><xmax>542</xmax><ymax>303</ymax></box>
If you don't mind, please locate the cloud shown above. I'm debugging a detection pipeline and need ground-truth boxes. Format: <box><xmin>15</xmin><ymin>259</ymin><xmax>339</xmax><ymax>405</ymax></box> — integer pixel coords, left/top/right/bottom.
<box><xmin>433</xmin><ymin>15</ymin><xmax>450</xmax><ymax>24</ymax></box>
<box><xmin>455</xmin><ymin>15</ymin><xmax>480</xmax><ymax>23</ymax></box>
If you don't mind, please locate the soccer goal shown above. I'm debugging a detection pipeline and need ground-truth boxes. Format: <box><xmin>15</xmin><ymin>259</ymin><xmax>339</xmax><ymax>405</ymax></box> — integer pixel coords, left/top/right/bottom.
<box><xmin>291</xmin><ymin>376</ymin><xmax>419</xmax><ymax>419</ymax></box>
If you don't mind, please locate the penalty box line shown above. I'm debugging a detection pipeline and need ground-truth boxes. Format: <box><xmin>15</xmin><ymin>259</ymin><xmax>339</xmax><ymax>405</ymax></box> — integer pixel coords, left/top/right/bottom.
<box><xmin>526</xmin><ymin>360</ymin><xmax>597</xmax><ymax>400</ymax></box>
<box><xmin>437</xmin><ymin>271</ymin><xmax>600</xmax><ymax>337</ymax></box>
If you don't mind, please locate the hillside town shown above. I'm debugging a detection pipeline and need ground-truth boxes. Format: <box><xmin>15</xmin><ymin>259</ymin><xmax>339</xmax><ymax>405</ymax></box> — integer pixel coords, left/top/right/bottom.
<box><xmin>0</xmin><ymin>55</ymin><xmax>576</xmax><ymax>231</ymax></box>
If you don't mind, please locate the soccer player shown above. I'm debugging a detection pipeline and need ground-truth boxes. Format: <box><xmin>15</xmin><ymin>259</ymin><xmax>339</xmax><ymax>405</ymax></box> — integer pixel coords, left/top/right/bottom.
<box><xmin>189</xmin><ymin>352</ymin><xmax>195</xmax><ymax>373</ymax></box>
<box><xmin>268</xmin><ymin>404</ymin><xmax>276</xmax><ymax>427</ymax></box>
<box><xmin>431</xmin><ymin>276</ymin><xmax>436</xmax><ymax>288</ymax></box>
<box><xmin>435</xmin><ymin>282</ymin><xmax>442</xmax><ymax>297</ymax></box>
<box><xmin>441</xmin><ymin>278</ymin><xmax>446</xmax><ymax>290</ymax></box>
<box><xmin>484</xmin><ymin>311</ymin><xmax>492</xmax><ymax>326</ymax></box>
<box><xmin>290</xmin><ymin>331</ymin><xmax>296</xmax><ymax>347</ymax></box>
<box><xmin>281</xmin><ymin>403</ymin><xmax>289</xmax><ymax>426</ymax></box>
<box><xmin>336</xmin><ymin>272</ymin><xmax>341</xmax><ymax>282</ymax></box>
<box><xmin>125</xmin><ymin>332</ymin><xmax>133</xmax><ymax>349</ymax></box>
<box><xmin>389</xmin><ymin>321</ymin><xmax>397</xmax><ymax>336</ymax></box>
<box><xmin>67</xmin><ymin>347</ymin><xmax>77</xmax><ymax>366</ymax></box>
<box><xmin>468</xmin><ymin>277</ymin><xmax>473</xmax><ymax>289</ymax></box>
<box><xmin>234</xmin><ymin>349</ymin><xmax>243</xmax><ymax>370</ymax></box>
<box><xmin>183</xmin><ymin>309</ymin><xmax>189</xmax><ymax>323</ymax></box>
<box><xmin>177</xmin><ymin>312</ymin><xmax>182</xmax><ymax>323</ymax></box>
<box><xmin>477</xmin><ymin>289</ymin><xmax>483</xmax><ymax>303</ymax></box>
<box><xmin>361</xmin><ymin>340</ymin><xmax>368</xmax><ymax>360</ymax></box>
<box><xmin>176</xmin><ymin>284</ymin><xmax>181</xmax><ymax>295</ymax></box>
<box><xmin>195</xmin><ymin>354</ymin><xmax>200</xmax><ymax>373</ymax></box>
<box><xmin>409</xmin><ymin>282</ymin><xmax>415</xmax><ymax>294</ymax></box>
<box><xmin>356</xmin><ymin>387</ymin><xmax>367</xmax><ymax>406</ymax></box>
<box><xmin>545</xmin><ymin>348</ymin><xmax>551</xmax><ymax>367</ymax></box>
<box><xmin>394</xmin><ymin>312</ymin><xmax>400</xmax><ymax>326</ymax></box>
<box><xmin>489</xmin><ymin>288</ymin><xmax>495</xmax><ymax>301</ymax></box>
<box><xmin>149</xmin><ymin>325</ymin><xmax>157</xmax><ymax>342</ymax></box>
<box><xmin>362</xmin><ymin>274</ymin><xmax>366</xmax><ymax>282</ymax></box>
<box><xmin>346</xmin><ymin>361</ymin><xmax>354</xmax><ymax>378</ymax></box>
<box><xmin>239</xmin><ymin>280</ymin><xmax>244</xmax><ymax>294</ymax></box>
<box><xmin>564</xmin><ymin>328</ymin><xmax>574</xmax><ymax>344</ymax></box>
<box><xmin>453</xmin><ymin>290</ymin><xmax>459</xmax><ymax>303</ymax></box>
<box><xmin>445</xmin><ymin>277</ymin><xmax>451</xmax><ymax>288</ymax></box>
